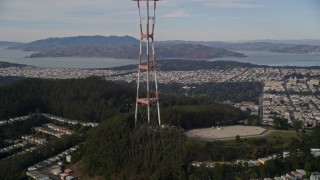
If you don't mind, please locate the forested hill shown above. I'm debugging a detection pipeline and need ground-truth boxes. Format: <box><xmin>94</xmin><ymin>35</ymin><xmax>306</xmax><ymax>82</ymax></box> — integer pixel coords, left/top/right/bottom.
<box><xmin>111</xmin><ymin>59</ymin><xmax>259</xmax><ymax>71</ymax></box>
<box><xmin>84</xmin><ymin>116</ymin><xmax>187</xmax><ymax>179</ymax></box>
<box><xmin>157</xmin><ymin>59</ymin><xmax>255</xmax><ymax>71</ymax></box>
<box><xmin>0</xmin><ymin>77</ymin><xmax>250</xmax><ymax>179</ymax></box>
<box><xmin>0</xmin><ymin>77</ymin><xmax>249</xmax><ymax>128</ymax></box>
<box><xmin>8</xmin><ymin>35</ymin><xmax>246</xmax><ymax>60</ymax></box>
<box><xmin>0</xmin><ymin>77</ymin><xmax>135</xmax><ymax>122</ymax></box>
<box><xmin>160</xmin><ymin>81</ymin><xmax>263</xmax><ymax>104</ymax></box>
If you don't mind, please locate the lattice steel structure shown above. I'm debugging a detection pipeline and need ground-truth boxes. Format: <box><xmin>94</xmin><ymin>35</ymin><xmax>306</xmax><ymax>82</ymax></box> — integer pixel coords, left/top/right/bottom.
<box><xmin>133</xmin><ymin>0</ymin><xmax>161</xmax><ymax>125</ymax></box>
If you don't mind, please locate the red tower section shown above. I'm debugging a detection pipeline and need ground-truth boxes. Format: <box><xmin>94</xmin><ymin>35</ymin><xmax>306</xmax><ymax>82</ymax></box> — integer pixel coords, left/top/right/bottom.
<box><xmin>133</xmin><ymin>0</ymin><xmax>161</xmax><ymax>125</ymax></box>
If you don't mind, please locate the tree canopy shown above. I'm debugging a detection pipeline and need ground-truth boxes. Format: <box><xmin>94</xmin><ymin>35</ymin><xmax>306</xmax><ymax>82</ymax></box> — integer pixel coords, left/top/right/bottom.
<box><xmin>84</xmin><ymin>114</ymin><xmax>187</xmax><ymax>179</ymax></box>
<box><xmin>0</xmin><ymin>77</ymin><xmax>135</xmax><ymax>122</ymax></box>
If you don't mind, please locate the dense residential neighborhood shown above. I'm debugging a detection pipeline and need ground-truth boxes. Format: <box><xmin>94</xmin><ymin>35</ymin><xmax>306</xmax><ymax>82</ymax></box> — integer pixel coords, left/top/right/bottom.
<box><xmin>1</xmin><ymin>65</ymin><xmax>320</xmax><ymax>84</ymax></box>
<box><xmin>1</xmin><ymin>64</ymin><xmax>320</xmax><ymax>127</ymax></box>
<box><xmin>263</xmin><ymin>77</ymin><xmax>320</xmax><ymax>127</ymax></box>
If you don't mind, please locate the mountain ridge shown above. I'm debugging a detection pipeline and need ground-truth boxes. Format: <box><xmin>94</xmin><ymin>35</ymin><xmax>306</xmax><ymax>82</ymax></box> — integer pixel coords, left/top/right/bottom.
<box><xmin>9</xmin><ymin>36</ymin><xmax>246</xmax><ymax>60</ymax></box>
<box><xmin>8</xmin><ymin>35</ymin><xmax>320</xmax><ymax>60</ymax></box>
<box><xmin>9</xmin><ymin>35</ymin><xmax>139</xmax><ymax>51</ymax></box>
<box><xmin>26</xmin><ymin>44</ymin><xmax>246</xmax><ymax>60</ymax></box>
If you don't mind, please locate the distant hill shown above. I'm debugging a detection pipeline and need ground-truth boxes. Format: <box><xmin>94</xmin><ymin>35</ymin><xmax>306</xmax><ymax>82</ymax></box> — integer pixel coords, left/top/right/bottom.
<box><xmin>0</xmin><ymin>61</ymin><xmax>27</xmax><ymax>68</ymax></box>
<box><xmin>9</xmin><ymin>35</ymin><xmax>139</xmax><ymax>51</ymax></box>
<box><xmin>222</xmin><ymin>42</ymin><xmax>320</xmax><ymax>53</ymax></box>
<box><xmin>7</xmin><ymin>36</ymin><xmax>320</xmax><ymax>54</ymax></box>
<box><xmin>25</xmin><ymin>44</ymin><xmax>246</xmax><ymax>60</ymax></box>
<box><xmin>247</xmin><ymin>39</ymin><xmax>320</xmax><ymax>45</ymax></box>
<box><xmin>270</xmin><ymin>45</ymin><xmax>320</xmax><ymax>54</ymax></box>
<box><xmin>9</xmin><ymin>36</ymin><xmax>246</xmax><ymax>60</ymax></box>
<box><xmin>161</xmin><ymin>39</ymin><xmax>320</xmax><ymax>46</ymax></box>
<box><xmin>159</xmin><ymin>40</ymin><xmax>320</xmax><ymax>54</ymax></box>
<box><xmin>156</xmin><ymin>44</ymin><xmax>246</xmax><ymax>59</ymax></box>
<box><xmin>0</xmin><ymin>41</ymin><xmax>22</xmax><ymax>47</ymax></box>
<box><xmin>10</xmin><ymin>35</ymin><xmax>320</xmax><ymax>59</ymax></box>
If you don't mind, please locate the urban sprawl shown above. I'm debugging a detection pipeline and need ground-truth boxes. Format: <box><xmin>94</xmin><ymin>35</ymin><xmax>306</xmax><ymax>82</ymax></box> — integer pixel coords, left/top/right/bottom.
<box><xmin>1</xmin><ymin>65</ymin><xmax>320</xmax><ymax>128</ymax></box>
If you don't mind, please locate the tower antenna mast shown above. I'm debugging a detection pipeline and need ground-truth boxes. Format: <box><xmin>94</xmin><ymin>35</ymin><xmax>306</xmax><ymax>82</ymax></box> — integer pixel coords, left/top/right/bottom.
<box><xmin>133</xmin><ymin>0</ymin><xmax>161</xmax><ymax>126</ymax></box>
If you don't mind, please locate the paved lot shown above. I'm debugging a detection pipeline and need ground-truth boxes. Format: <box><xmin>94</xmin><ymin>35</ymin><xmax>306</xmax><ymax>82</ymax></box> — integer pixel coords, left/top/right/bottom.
<box><xmin>185</xmin><ymin>125</ymin><xmax>268</xmax><ymax>141</ymax></box>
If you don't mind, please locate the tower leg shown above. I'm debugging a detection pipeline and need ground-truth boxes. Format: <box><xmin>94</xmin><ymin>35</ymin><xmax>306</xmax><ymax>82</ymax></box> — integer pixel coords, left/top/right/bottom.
<box><xmin>135</xmin><ymin>67</ymin><xmax>141</xmax><ymax>125</ymax></box>
<box><xmin>157</xmin><ymin>102</ymin><xmax>161</xmax><ymax>125</ymax></box>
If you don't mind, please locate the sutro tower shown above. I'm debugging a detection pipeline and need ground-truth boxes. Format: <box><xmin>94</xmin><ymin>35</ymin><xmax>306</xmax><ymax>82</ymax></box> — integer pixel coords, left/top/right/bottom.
<box><xmin>133</xmin><ymin>0</ymin><xmax>161</xmax><ymax>126</ymax></box>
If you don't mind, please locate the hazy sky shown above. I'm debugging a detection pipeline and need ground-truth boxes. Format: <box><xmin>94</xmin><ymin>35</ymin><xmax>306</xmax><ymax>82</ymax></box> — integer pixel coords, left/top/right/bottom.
<box><xmin>0</xmin><ymin>0</ymin><xmax>320</xmax><ymax>42</ymax></box>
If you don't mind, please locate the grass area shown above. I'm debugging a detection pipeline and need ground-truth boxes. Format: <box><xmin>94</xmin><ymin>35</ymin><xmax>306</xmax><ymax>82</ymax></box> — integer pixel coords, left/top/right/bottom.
<box><xmin>265</xmin><ymin>130</ymin><xmax>298</xmax><ymax>147</ymax></box>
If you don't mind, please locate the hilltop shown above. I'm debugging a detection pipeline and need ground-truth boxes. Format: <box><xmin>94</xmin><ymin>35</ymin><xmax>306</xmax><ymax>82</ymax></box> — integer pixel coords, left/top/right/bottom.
<box><xmin>8</xmin><ymin>35</ymin><xmax>139</xmax><ymax>51</ymax></box>
<box><xmin>8</xmin><ymin>36</ymin><xmax>246</xmax><ymax>60</ymax></box>
<box><xmin>0</xmin><ymin>41</ymin><xmax>22</xmax><ymax>47</ymax></box>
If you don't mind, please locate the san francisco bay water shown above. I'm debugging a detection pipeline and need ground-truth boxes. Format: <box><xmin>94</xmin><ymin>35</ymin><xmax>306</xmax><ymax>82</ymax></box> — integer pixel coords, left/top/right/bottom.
<box><xmin>210</xmin><ymin>50</ymin><xmax>320</xmax><ymax>67</ymax></box>
<box><xmin>0</xmin><ymin>49</ymin><xmax>136</xmax><ymax>68</ymax></box>
<box><xmin>0</xmin><ymin>49</ymin><xmax>319</xmax><ymax>68</ymax></box>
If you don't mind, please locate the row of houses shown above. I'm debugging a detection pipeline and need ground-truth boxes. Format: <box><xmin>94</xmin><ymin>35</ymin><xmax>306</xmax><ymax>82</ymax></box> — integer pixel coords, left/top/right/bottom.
<box><xmin>193</xmin><ymin>161</ymin><xmax>309</xmax><ymax>180</ymax></box>
<box><xmin>22</xmin><ymin>135</ymin><xmax>47</xmax><ymax>145</ymax></box>
<box><xmin>26</xmin><ymin>171</ymin><xmax>50</xmax><ymax>180</ymax></box>
<box><xmin>34</xmin><ymin>123</ymin><xmax>74</xmax><ymax>139</ymax></box>
<box><xmin>0</xmin><ymin>141</ymin><xmax>28</xmax><ymax>154</ymax></box>
<box><xmin>2</xmin><ymin>146</ymin><xmax>37</xmax><ymax>162</ymax></box>
<box><xmin>256</xmin><ymin>169</ymin><xmax>307</xmax><ymax>180</ymax></box>
<box><xmin>258</xmin><ymin>155</ymin><xmax>278</xmax><ymax>165</ymax></box>
<box><xmin>1</xmin><ymin>114</ymin><xmax>99</xmax><ymax>128</ymax></box>
<box><xmin>253</xmin><ymin>169</ymin><xmax>320</xmax><ymax>180</ymax></box>
<box><xmin>45</xmin><ymin>123</ymin><xmax>73</xmax><ymax>135</ymax></box>
<box><xmin>192</xmin><ymin>154</ymin><xmax>279</xmax><ymax>169</ymax></box>
<box><xmin>35</xmin><ymin>127</ymin><xmax>66</xmax><ymax>139</ymax></box>
<box><xmin>42</xmin><ymin>113</ymin><xmax>99</xmax><ymax>127</ymax></box>
<box><xmin>0</xmin><ymin>115</ymin><xmax>31</xmax><ymax>126</ymax></box>
<box><xmin>26</xmin><ymin>145</ymin><xmax>79</xmax><ymax>180</ymax></box>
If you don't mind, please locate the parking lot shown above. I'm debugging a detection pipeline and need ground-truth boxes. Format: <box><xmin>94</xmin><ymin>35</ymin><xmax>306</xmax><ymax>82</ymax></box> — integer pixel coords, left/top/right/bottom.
<box><xmin>185</xmin><ymin>125</ymin><xmax>268</xmax><ymax>141</ymax></box>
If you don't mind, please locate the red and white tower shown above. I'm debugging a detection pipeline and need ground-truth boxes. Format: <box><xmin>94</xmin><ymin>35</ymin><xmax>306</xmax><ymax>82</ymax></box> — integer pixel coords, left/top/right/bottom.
<box><xmin>133</xmin><ymin>0</ymin><xmax>161</xmax><ymax>125</ymax></box>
